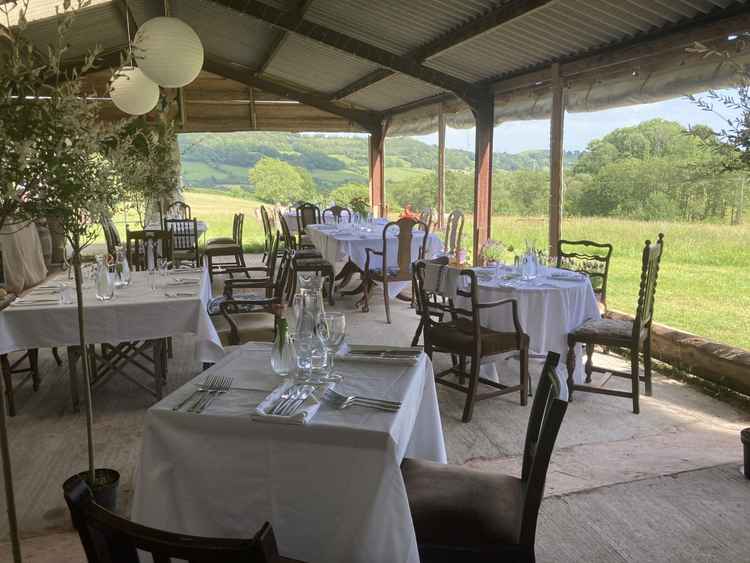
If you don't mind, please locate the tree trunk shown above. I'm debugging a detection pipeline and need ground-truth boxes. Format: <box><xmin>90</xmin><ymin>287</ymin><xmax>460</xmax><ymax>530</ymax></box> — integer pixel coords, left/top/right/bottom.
<box><xmin>71</xmin><ymin>239</ymin><xmax>96</xmax><ymax>484</ymax></box>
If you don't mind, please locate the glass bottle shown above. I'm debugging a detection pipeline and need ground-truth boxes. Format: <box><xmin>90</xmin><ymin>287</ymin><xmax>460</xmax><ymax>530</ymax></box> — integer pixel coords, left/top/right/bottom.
<box><xmin>271</xmin><ymin>318</ymin><xmax>297</xmax><ymax>377</ymax></box>
<box><xmin>294</xmin><ymin>288</ymin><xmax>328</xmax><ymax>381</ymax></box>
<box><xmin>113</xmin><ymin>246</ymin><xmax>130</xmax><ymax>289</ymax></box>
<box><xmin>95</xmin><ymin>255</ymin><xmax>114</xmax><ymax>301</ymax></box>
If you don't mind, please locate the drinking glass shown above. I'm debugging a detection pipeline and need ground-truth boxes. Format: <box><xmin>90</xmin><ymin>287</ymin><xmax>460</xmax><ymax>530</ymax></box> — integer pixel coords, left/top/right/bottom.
<box><xmin>318</xmin><ymin>312</ymin><xmax>346</xmax><ymax>382</ymax></box>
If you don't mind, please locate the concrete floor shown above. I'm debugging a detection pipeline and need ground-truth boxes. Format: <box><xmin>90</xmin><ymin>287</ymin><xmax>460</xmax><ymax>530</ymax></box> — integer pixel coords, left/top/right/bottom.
<box><xmin>1</xmin><ymin>255</ymin><xmax>749</xmax><ymax>562</ymax></box>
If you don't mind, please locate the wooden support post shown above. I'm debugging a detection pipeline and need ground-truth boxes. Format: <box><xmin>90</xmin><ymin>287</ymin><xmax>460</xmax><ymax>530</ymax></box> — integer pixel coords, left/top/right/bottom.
<box><xmin>249</xmin><ymin>87</ymin><xmax>257</xmax><ymax>130</ymax></box>
<box><xmin>549</xmin><ymin>63</ymin><xmax>566</xmax><ymax>256</ymax></box>
<box><xmin>437</xmin><ymin>108</ymin><xmax>446</xmax><ymax>230</ymax></box>
<box><xmin>369</xmin><ymin>121</ymin><xmax>387</xmax><ymax>218</ymax></box>
<box><xmin>472</xmin><ymin>94</ymin><xmax>494</xmax><ymax>264</ymax></box>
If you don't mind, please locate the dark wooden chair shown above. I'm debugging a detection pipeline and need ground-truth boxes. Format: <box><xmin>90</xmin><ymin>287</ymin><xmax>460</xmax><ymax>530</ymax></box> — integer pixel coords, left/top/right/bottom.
<box><xmin>556</xmin><ymin>239</ymin><xmax>613</xmax><ymax>313</ymax></box>
<box><xmin>443</xmin><ymin>209</ymin><xmax>465</xmax><ymax>257</ymax></box>
<box><xmin>0</xmin><ymin>294</ymin><xmax>40</xmax><ymax>417</ymax></box>
<box><xmin>125</xmin><ymin>227</ymin><xmax>173</xmax><ymax>271</ymax></box>
<box><xmin>221</xmin><ymin>234</ymin><xmax>281</xmax><ymax>299</ymax></box>
<box><xmin>322</xmin><ymin>205</ymin><xmax>351</xmax><ymax>223</ymax></box>
<box><xmin>361</xmin><ymin>217</ymin><xmax>428</xmax><ymax>324</ymax></box>
<box><xmin>63</xmin><ymin>476</ymin><xmax>303</xmax><ymax>563</ymax></box>
<box><xmin>401</xmin><ymin>352</ymin><xmax>568</xmax><ymax>563</ymax></box>
<box><xmin>100</xmin><ymin>215</ymin><xmax>121</xmax><ymax>257</ymax></box>
<box><xmin>295</xmin><ymin>203</ymin><xmax>321</xmax><ymax>249</ymax></box>
<box><xmin>165</xmin><ymin>218</ymin><xmax>200</xmax><ymax>268</ymax></box>
<box><xmin>418</xmin><ymin>207</ymin><xmax>434</xmax><ymax>232</ymax></box>
<box><xmin>411</xmin><ymin>256</ymin><xmax>450</xmax><ymax>347</ymax></box>
<box><xmin>415</xmin><ymin>262</ymin><xmax>530</xmax><ymax>422</ymax></box>
<box><xmin>204</xmin><ymin>214</ymin><xmax>247</xmax><ymax>281</ymax></box>
<box><xmin>165</xmin><ymin>200</ymin><xmax>191</xmax><ymax>220</ymax></box>
<box><xmin>278</xmin><ymin>212</ymin><xmax>319</xmax><ymax>257</ymax></box>
<box><xmin>566</xmin><ymin>233</ymin><xmax>665</xmax><ymax>414</ymax></box>
<box><xmin>259</xmin><ymin>207</ymin><xmax>275</xmax><ymax>261</ymax></box>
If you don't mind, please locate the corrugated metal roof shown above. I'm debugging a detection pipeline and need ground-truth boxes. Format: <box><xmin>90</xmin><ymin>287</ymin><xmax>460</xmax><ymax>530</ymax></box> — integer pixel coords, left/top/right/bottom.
<box><xmin>342</xmin><ymin>74</ymin><xmax>446</xmax><ymax>111</ymax></box>
<box><xmin>264</xmin><ymin>33</ymin><xmax>382</xmax><ymax>94</ymax></box>
<box><xmin>305</xmin><ymin>0</ymin><xmax>504</xmax><ymax>56</ymax></box>
<box><xmin>426</xmin><ymin>0</ymin><xmax>741</xmax><ymax>82</ymax></box>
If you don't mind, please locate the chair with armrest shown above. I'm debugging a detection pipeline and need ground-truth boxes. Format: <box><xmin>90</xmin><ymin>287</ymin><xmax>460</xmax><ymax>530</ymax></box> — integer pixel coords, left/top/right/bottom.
<box><xmin>63</xmin><ymin>476</ymin><xmax>303</xmax><ymax>563</ymax></box>
<box><xmin>401</xmin><ymin>352</ymin><xmax>568</xmax><ymax>563</ymax></box>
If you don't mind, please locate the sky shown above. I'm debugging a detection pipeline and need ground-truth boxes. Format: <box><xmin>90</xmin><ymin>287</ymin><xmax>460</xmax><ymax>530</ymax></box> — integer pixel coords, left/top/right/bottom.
<box><xmin>412</xmin><ymin>89</ymin><xmax>741</xmax><ymax>153</ymax></box>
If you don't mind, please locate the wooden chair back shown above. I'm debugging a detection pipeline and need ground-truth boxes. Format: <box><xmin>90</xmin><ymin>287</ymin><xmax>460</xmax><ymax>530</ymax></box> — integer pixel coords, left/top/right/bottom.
<box><xmin>296</xmin><ymin>203</ymin><xmax>321</xmax><ymax>234</ymax></box>
<box><xmin>418</xmin><ymin>208</ymin><xmax>433</xmax><ymax>231</ymax></box>
<box><xmin>100</xmin><ymin>215</ymin><xmax>121</xmax><ymax>257</ymax></box>
<box><xmin>260</xmin><ymin>206</ymin><xmax>274</xmax><ymax>254</ymax></box>
<box><xmin>519</xmin><ymin>352</ymin><xmax>568</xmax><ymax>547</ymax></box>
<box><xmin>443</xmin><ymin>209</ymin><xmax>464</xmax><ymax>256</ymax></box>
<box><xmin>165</xmin><ymin>201</ymin><xmax>191</xmax><ymax>220</ymax></box>
<box><xmin>322</xmin><ymin>205</ymin><xmax>351</xmax><ymax>223</ymax></box>
<box><xmin>277</xmin><ymin>211</ymin><xmax>296</xmax><ymax>250</ymax></box>
<box><xmin>383</xmin><ymin>218</ymin><xmax>428</xmax><ymax>281</ymax></box>
<box><xmin>63</xmin><ymin>477</ymin><xmax>285</xmax><ymax>563</ymax></box>
<box><xmin>125</xmin><ymin>227</ymin><xmax>173</xmax><ymax>271</ymax></box>
<box><xmin>556</xmin><ymin>239</ymin><xmax>614</xmax><ymax>305</ymax></box>
<box><xmin>233</xmin><ymin>212</ymin><xmax>245</xmax><ymax>245</ymax></box>
<box><xmin>412</xmin><ymin>256</ymin><xmax>449</xmax><ymax>319</ymax></box>
<box><xmin>634</xmin><ymin>233</ymin><xmax>665</xmax><ymax>336</ymax></box>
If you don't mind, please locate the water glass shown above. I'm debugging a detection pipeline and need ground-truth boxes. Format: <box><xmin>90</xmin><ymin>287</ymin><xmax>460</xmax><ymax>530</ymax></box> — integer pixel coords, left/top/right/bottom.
<box><xmin>58</xmin><ymin>286</ymin><xmax>75</xmax><ymax>305</ymax></box>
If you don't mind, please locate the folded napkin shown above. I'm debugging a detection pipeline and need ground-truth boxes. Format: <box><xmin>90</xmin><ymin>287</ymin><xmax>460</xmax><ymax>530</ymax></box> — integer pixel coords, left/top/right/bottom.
<box><xmin>252</xmin><ymin>382</ymin><xmax>321</xmax><ymax>425</ymax></box>
<box><xmin>337</xmin><ymin>344</ymin><xmax>422</xmax><ymax>366</ymax></box>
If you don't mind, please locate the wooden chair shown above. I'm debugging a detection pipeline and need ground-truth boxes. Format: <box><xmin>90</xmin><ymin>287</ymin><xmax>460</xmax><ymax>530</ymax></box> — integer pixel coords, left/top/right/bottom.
<box><xmin>361</xmin><ymin>217</ymin><xmax>428</xmax><ymax>324</ymax></box>
<box><xmin>278</xmin><ymin>211</ymin><xmax>321</xmax><ymax>259</ymax></box>
<box><xmin>556</xmin><ymin>239</ymin><xmax>613</xmax><ymax>313</ymax></box>
<box><xmin>165</xmin><ymin>200</ymin><xmax>191</xmax><ymax>220</ymax></box>
<box><xmin>418</xmin><ymin>207</ymin><xmax>434</xmax><ymax>231</ymax></box>
<box><xmin>566</xmin><ymin>234</ymin><xmax>664</xmax><ymax>414</ymax></box>
<box><xmin>204</xmin><ymin>215</ymin><xmax>247</xmax><ymax>281</ymax></box>
<box><xmin>322</xmin><ymin>205</ymin><xmax>351</xmax><ymax>223</ymax></box>
<box><xmin>222</xmin><ymin>234</ymin><xmax>281</xmax><ymax>299</ymax></box>
<box><xmin>125</xmin><ymin>228</ymin><xmax>173</xmax><ymax>271</ymax></box>
<box><xmin>415</xmin><ymin>262</ymin><xmax>530</xmax><ymax>422</ymax></box>
<box><xmin>260</xmin><ymin>207</ymin><xmax>275</xmax><ymax>260</ymax></box>
<box><xmin>63</xmin><ymin>476</ymin><xmax>302</xmax><ymax>563</ymax></box>
<box><xmin>165</xmin><ymin>218</ymin><xmax>200</xmax><ymax>268</ymax></box>
<box><xmin>401</xmin><ymin>352</ymin><xmax>568</xmax><ymax>563</ymax></box>
<box><xmin>0</xmin><ymin>294</ymin><xmax>39</xmax><ymax>417</ymax></box>
<box><xmin>411</xmin><ymin>256</ymin><xmax>449</xmax><ymax>347</ymax></box>
<box><xmin>443</xmin><ymin>209</ymin><xmax>465</xmax><ymax>257</ymax></box>
<box><xmin>295</xmin><ymin>203</ymin><xmax>321</xmax><ymax>249</ymax></box>
<box><xmin>211</xmin><ymin>248</ymin><xmax>291</xmax><ymax>347</ymax></box>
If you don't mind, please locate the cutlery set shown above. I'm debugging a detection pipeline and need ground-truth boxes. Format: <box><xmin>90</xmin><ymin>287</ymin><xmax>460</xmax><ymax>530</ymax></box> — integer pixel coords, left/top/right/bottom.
<box><xmin>172</xmin><ymin>375</ymin><xmax>233</xmax><ymax>413</ymax></box>
<box><xmin>323</xmin><ymin>388</ymin><xmax>401</xmax><ymax>412</ymax></box>
<box><xmin>270</xmin><ymin>384</ymin><xmax>315</xmax><ymax>416</ymax></box>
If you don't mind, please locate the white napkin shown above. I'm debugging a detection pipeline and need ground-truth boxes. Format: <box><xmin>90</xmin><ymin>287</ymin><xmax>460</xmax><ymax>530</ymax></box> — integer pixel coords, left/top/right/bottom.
<box><xmin>252</xmin><ymin>382</ymin><xmax>321</xmax><ymax>425</ymax></box>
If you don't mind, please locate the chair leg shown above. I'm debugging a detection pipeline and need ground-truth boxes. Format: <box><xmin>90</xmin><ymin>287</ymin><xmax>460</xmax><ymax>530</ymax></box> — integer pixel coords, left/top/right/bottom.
<box><xmin>644</xmin><ymin>336</ymin><xmax>653</xmax><ymax>397</ymax></box>
<box><xmin>461</xmin><ymin>354</ymin><xmax>481</xmax><ymax>423</ymax></box>
<box><xmin>383</xmin><ymin>282</ymin><xmax>392</xmax><ymax>324</ymax></box>
<box><xmin>520</xmin><ymin>347</ymin><xmax>529</xmax><ymax>406</ymax></box>
<box><xmin>457</xmin><ymin>354</ymin><xmax>466</xmax><ymax>386</ymax></box>
<box><xmin>566</xmin><ymin>343</ymin><xmax>576</xmax><ymax>401</ymax></box>
<box><xmin>411</xmin><ymin>318</ymin><xmax>424</xmax><ymax>347</ymax></box>
<box><xmin>52</xmin><ymin>347</ymin><xmax>62</xmax><ymax>366</ymax></box>
<box><xmin>361</xmin><ymin>276</ymin><xmax>370</xmax><ymax>313</ymax></box>
<box><xmin>1</xmin><ymin>354</ymin><xmax>15</xmax><ymax>417</ymax></box>
<box><xmin>631</xmin><ymin>348</ymin><xmax>640</xmax><ymax>414</ymax></box>
<box><xmin>29</xmin><ymin>349</ymin><xmax>40</xmax><ymax>391</ymax></box>
<box><xmin>585</xmin><ymin>343</ymin><xmax>594</xmax><ymax>382</ymax></box>
<box><xmin>207</xmin><ymin>254</ymin><xmax>214</xmax><ymax>283</ymax></box>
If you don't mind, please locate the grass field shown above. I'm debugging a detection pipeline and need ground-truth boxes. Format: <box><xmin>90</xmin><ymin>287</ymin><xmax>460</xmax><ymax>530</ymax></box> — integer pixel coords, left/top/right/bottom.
<box><xmin>108</xmin><ymin>191</ymin><xmax>749</xmax><ymax>350</ymax></box>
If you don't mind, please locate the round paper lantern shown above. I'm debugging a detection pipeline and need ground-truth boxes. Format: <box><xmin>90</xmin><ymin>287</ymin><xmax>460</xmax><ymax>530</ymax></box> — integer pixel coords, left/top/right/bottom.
<box><xmin>133</xmin><ymin>17</ymin><xmax>204</xmax><ymax>88</ymax></box>
<box><xmin>109</xmin><ymin>66</ymin><xmax>160</xmax><ymax>115</ymax></box>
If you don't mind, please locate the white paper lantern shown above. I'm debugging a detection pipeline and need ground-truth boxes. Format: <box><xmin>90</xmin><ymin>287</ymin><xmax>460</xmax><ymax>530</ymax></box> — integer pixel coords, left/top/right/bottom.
<box><xmin>133</xmin><ymin>17</ymin><xmax>204</xmax><ymax>88</ymax></box>
<box><xmin>109</xmin><ymin>66</ymin><xmax>160</xmax><ymax>116</ymax></box>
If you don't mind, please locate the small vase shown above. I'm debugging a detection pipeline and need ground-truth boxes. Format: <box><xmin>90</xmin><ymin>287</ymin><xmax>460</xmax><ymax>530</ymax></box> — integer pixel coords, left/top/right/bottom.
<box><xmin>271</xmin><ymin>318</ymin><xmax>296</xmax><ymax>377</ymax></box>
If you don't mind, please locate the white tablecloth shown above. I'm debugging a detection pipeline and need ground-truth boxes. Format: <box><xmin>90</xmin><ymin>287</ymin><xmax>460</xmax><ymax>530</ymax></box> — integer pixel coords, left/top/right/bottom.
<box><xmin>131</xmin><ymin>343</ymin><xmax>446</xmax><ymax>563</ymax></box>
<box><xmin>0</xmin><ymin>267</ymin><xmax>223</xmax><ymax>363</ymax></box>
<box><xmin>307</xmin><ymin>224</ymin><xmax>443</xmax><ymax>298</ymax></box>
<box><xmin>456</xmin><ymin>267</ymin><xmax>601</xmax><ymax>384</ymax></box>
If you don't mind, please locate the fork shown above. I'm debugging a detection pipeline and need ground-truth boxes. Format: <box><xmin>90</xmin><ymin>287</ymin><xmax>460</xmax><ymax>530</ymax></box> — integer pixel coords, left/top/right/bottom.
<box><xmin>324</xmin><ymin>388</ymin><xmax>401</xmax><ymax>408</ymax></box>
<box><xmin>280</xmin><ymin>385</ymin><xmax>315</xmax><ymax>416</ymax></box>
<box><xmin>196</xmin><ymin>376</ymin><xmax>233</xmax><ymax>413</ymax></box>
<box><xmin>174</xmin><ymin>375</ymin><xmax>219</xmax><ymax>411</ymax></box>
<box><xmin>188</xmin><ymin>376</ymin><xmax>230</xmax><ymax>413</ymax></box>
<box><xmin>324</xmin><ymin>393</ymin><xmax>400</xmax><ymax>412</ymax></box>
<box><xmin>271</xmin><ymin>384</ymin><xmax>304</xmax><ymax>415</ymax></box>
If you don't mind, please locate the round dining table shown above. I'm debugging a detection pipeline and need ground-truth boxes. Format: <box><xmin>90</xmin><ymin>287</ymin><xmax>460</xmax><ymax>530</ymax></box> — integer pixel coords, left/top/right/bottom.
<box><xmin>457</xmin><ymin>266</ymin><xmax>602</xmax><ymax>383</ymax></box>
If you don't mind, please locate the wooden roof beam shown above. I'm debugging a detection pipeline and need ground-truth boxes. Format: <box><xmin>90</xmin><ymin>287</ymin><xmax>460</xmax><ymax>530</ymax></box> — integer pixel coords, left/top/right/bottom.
<box><xmin>329</xmin><ymin>0</ymin><xmax>554</xmax><ymax>100</ymax></box>
<box><xmin>256</xmin><ymin>0</ymin><xmax>315</xmax><ymax>75</ymax></box>
<box><xmin>203</xmin><ymin>57</ymin><xmax>383</xmax><ymax>132</ymax></box>
<box><xmin>207</xmin><ymin>0</ymin><xmax>485</xmax><ymax>106</ymax></box>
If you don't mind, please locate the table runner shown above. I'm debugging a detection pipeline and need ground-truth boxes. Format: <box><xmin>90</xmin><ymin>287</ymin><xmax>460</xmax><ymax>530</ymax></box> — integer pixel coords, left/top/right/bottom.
<box><xmin>0</xmin><ymin>267</ymin><xmax>223</xmax><ymax>363</ymax></box>
<box><xmin>131</xmin><ymin>343</ymin><xmax>446</xmax><ymax>563</ymax></box>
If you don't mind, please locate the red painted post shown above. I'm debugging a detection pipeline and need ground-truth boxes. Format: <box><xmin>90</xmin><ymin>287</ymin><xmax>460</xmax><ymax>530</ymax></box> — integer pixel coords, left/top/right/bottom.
<box><xmin>369</xmin><ymin>121</ymin><xmax>388</xmax><ymax>218</ymax></box>
<box><xmin>472</xmin><ymin>95</ymin><xmax>494</xmax><ymax>264</ymax></box>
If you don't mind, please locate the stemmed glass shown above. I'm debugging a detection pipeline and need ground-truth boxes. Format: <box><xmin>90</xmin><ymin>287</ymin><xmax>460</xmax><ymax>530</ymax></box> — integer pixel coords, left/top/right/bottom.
<box><xmin>317</xmin><ymin>312</ymin><xmax>346</xmax><ymax>382</ymax></box>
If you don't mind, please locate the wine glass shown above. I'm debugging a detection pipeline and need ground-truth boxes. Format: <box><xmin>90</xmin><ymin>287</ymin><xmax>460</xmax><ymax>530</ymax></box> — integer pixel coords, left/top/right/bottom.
<box><xmin>317</xmin><ymin>312</ymin><xmax>346</xmax><ymax>382</ymax></box>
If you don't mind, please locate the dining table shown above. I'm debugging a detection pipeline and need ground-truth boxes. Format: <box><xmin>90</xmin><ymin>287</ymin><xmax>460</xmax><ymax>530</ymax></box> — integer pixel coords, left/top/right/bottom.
<box><xmin>457</xmin><ymin>265</ymin><xmax>601</xmax><ymax>384</ymax></box>
<box><xmin>0</xmin><ymin>266</ymin><xmax>223</xmax><ymax>409</ymax></box>
<box><xmin>306</xmin><ymin>221</ymin><xmax>443</xmax><ymax>298</ymax></box>
<box><xmin>130</xmin><ymin>342</ymin><xmax>446</xmax><ymax>563</ymax></box>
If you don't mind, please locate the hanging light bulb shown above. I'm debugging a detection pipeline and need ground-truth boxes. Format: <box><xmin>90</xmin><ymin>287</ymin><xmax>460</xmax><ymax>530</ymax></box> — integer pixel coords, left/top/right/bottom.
<box><xmin>133</xmin><ymin>16</ymin><xmax>204</xmax><ymax>88</ymax></box>
<box><xmin>109</xmin><ymin>66</ymin><xmax>160</xmax><ymax>116</ymax></box>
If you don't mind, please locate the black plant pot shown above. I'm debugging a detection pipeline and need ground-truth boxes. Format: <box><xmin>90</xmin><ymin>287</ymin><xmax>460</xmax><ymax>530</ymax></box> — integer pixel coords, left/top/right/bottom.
<box><xmin>64</xmin><ymin>468</ymin><xmax>120</xmax><ymax>511</ymax></box>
